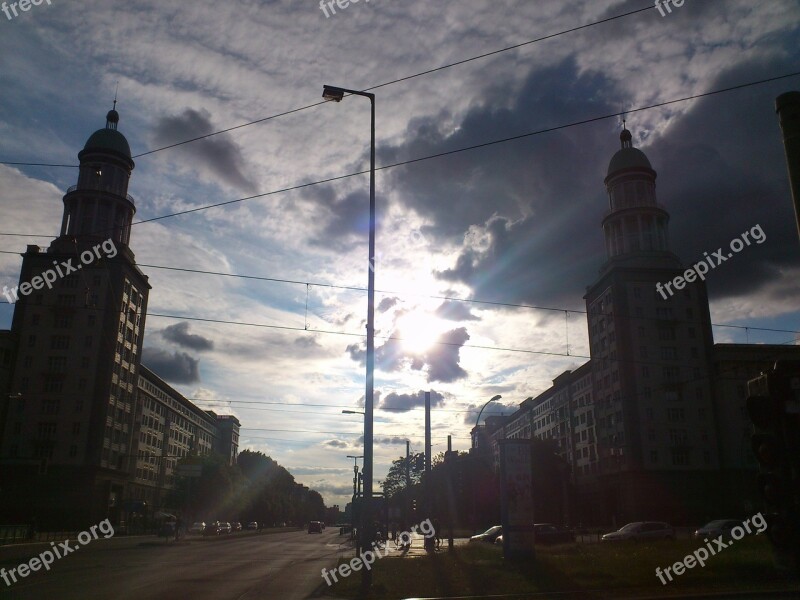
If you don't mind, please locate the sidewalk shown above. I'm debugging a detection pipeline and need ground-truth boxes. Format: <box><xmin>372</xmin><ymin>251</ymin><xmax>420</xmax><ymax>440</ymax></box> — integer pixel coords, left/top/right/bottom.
<box><xmin>379</xmin><ymin>533</ymin><xmax>470</xmax><ymax>558</ymax></box>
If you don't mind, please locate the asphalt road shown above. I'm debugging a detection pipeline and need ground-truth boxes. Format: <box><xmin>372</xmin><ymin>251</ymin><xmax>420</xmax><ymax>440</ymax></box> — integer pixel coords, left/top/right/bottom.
<box><xmin>0</xmin><ymin>528</ymin><xmax>348</xmax><ymax>600</ymax></box>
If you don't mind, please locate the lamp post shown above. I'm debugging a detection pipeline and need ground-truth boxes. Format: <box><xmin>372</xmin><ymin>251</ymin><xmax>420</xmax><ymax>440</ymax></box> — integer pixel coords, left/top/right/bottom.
<box><xmin>474</xmin><ymin>395</ymin><xmax>503</xmax><ymax>435</ymax></box>
<box><xmin>346</xmin><ymin>454</ymin><xmax>364</xmax><ymax>550</ymax></box>
<box><xmin>472</xmin><ymin>395</ymin><xmax>501</xmax><ymax>533</ymax></box>
<box><xmin>323</xmin><ymin>84</ymin><xmax>376</xmax><ymax>590</ymax></box>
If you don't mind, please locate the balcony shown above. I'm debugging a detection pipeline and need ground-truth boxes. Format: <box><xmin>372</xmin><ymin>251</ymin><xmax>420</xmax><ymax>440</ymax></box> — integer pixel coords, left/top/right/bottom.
<box><xmin>65</xmin><ymin>184</ymin><xmax>135</xmax><ymax>205</ymax></box>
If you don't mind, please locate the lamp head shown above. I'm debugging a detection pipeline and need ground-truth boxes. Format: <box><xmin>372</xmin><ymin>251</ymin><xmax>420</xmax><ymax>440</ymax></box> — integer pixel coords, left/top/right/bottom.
<box><xmin>322</xmin><ymin>85</ymin><xmax>346</xmax><ymax>102</ymax></box>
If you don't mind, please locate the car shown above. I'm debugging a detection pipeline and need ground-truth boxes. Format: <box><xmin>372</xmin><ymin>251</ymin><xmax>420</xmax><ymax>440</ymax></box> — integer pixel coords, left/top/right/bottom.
<box><xmin>534</xmin><ymin>523</ymin><xmax>576</xmax><ymax>545</ymax></box>
<box><xmin>694</xmin><ymin>519</ymin><xmax>742</xmax><ymax>541</ymax></box>
<box><xmin>188</xmin><ymin>521</ymin><xmax>206</xmax><ymax>535</ymax></box>
<box><xmin>469</xmin><ymin>525</ymin><xmax>502</xmax><ymax>544</ymax></box>
<box><xmin>246</xmin><ymin>521</ymin><xmax>258</xmax><ymax>530</ymax></box>
<box><xmin>308</xmin><ymin>521</ymin><xmax>323</xmax><ymax>534</ymax></box>
<box><xmin>203</xmin><ymin>522</ymin><xmax>222</xmax><ymax>536</ymax></box>
<box><xmin>601</xmin><ymin>521</ymin><xmax>674</xmax><ymax>542</ymax></box>
<box><xmin>231</xmin><ymin>522</ymin><xmax>242</xmax><ymax>532</ymax></box>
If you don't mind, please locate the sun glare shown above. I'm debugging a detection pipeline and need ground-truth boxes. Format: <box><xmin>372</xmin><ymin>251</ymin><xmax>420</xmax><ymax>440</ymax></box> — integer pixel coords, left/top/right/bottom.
<box><xmin>396</xmin><ymin>311</ymin><xmax>447</xmax><ymax>354</ymax></box>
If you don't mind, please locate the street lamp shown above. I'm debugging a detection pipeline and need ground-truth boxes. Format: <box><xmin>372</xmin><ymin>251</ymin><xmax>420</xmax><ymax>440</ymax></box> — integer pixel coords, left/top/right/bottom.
<box><xmin>474</xmin><ymin>395</ymin><xmax>503</xmax><ymax>436</ymax></box>
<box><xmin>471</xmin><ymin>395</ymin><xmax>501</xmax><ymax>534</ymax></box>
<box><xmin>342</xmin><ymin>410</ymin><xmax>365</xmax><ymax>415</ymax></box>
<box><xmin>323</xmin><ymin>83</ymin><xmax>376</xmax><ymax>590</ymax></box>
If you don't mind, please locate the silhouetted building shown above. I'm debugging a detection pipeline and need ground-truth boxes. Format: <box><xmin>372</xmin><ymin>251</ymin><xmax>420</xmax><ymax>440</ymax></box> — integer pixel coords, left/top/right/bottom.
<box><xmin>0</xmin><ymin>109</ymin><xmax>241</xmax><ymax>529</ymax></box>
<box><xmin>471</xmin><ymin>127</ymin><xmax>800</xmax><ymax>526</ymax></box>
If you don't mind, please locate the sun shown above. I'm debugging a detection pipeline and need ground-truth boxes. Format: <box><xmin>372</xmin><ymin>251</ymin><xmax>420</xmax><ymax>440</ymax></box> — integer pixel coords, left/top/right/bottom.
<box><xmin>396</xmin><ymin>311</ymin><xmax>447</xmax><ymax>354</ymax></box>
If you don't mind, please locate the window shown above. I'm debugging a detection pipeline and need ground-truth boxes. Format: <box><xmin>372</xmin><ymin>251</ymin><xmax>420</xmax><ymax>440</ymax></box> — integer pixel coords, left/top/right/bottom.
<box><xmin>72</xmin><ymin>422</ymin><xmax>81</xmax><ymax>435</ymax></box>
<box><xmin>57</xmin><ymin>295</ymin><xmax>76</xmax><ymax>307</ymax></box>
<box><xmin>48</xmin><ymin>356</ymin><xmax>67</xmax><ymax>373</ymax></box>
<box><xmin>698</xmin><ymin>407</ymin><xmax>707</xmax><ymax>420</ymax></box>
<box><xmin>41</xmin><ymin>399</ymin><xmax>60</xmax><ymax>415</ymax></box>
<box><xmin>69</xmin><ymin>445</ymin><xmax>78</xmax><ymax>458</ymax></box>
<box><xmin>51</xmin><ymin>336</ymin><xmax>70</xmax><ymax>350</ymax></box>
<box><xmin>54</xmin><ymin>314</ymin><xmax>73</xmax><ymax>329</ymax></box>
<box><xmin>641</xmin><ymin>366</ymin><xmax>649</xmax><ymax>378</ymax></box>
<box><xmin>23</xmin><ymin>356</ymin><xmax>33</xmax><ymax>368</ymax></box>
<box><xmin>658</xmin><ymin>328</ymin><xmax>676</xmax><ymax>341</ymax></box>
<box><xmin>31</xmin><ymin>314</ymin><xmax>40</xmax><ymax>325</ymax></box>
<box><xmin>28</xmin><ymin>335</ymin><xmax>36</xmax><ymax>347</ymax></box>
<box><xmin>688</xmin><ymin>327</ymin><xmax>696</xmax><ymax>339</ymax></box>
<box><xmin>88</xmin><ymin>314</ymin><xmax>96</xmax><ymax>326</ymax></box>
<box><xmin>671</xmin><ymin>448</ymin><xmax>690</xmax><ymax>466</ymax></box>
<box><xmin>667</xmin><ymin>408</ymin><xmax>685</xmax><ymax>422</ymax></box>
<box><xmin>663</xmin><ymin>366</ymin><xmax>680</xmax><ymax>380</ymax></box>
<box><xmin>633</xmin><ymin>287</ymin><xmax>641</xmax><ymax>299</ymax></box>
<box><xmin>647</xmin><ymin>429</ymin><xmax>656</xmax><ymax>442</ymax></box>
<box><xmin>661</xmin><ymin>347</ymin><xmax>677</xmax><ymax>360</ymax></box>
<box><xmin>650</xmin><ymin>450</ymin><xmax>658</xmax><ymax>463</ymax></box>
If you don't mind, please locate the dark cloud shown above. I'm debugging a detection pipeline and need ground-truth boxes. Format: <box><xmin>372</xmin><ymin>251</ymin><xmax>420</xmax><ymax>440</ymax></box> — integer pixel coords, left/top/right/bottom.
<box><xmin>152</xmin><ymin>108</ymin><xmax>257</xmax><ymax>193</ymax></box>
<box><xmin>356</xmin><ymin>435</ymin><xmax>408</xmax><ymax>446</ymax></box>
<box><xmin>142</xmin><ymin>348</ymin><xmax>200</xmax><ymax>384</ymax></box>
<box><xmin>381</xmin><ymin>390</ymin><xmax>445</xmax><ymax>413</ymax></box>
<box><xmin>435</xmin><ymin>300</ymin><xmax>480</xmax><ymax>321</ymax></box>
<box><xmin>347</xmin><ymin>327</ymin><xmax>470</xmax><ymax>383</ymax></box>
<box><xmin>461</xmin><ymin>401</ymin><xmax>518</xmax><ymax>426</ymax></box>
<box><xmin>378</xmin><ymin>297</ymin><xmax>399</xmax><ymax>313</ymax></box>
<box><xmin>324</xmin><ymin>439</ymin><xmax>350</xmax><ymax>449</ymax></box>
<box><xmin>380</xmin><ymin>55</ymin><xmax>800</xmax><ymax>307</ymax></box>
<box><xmin>160</xmin><ymin>322</ymin><xmax>214</xmax><ymax>351</ymax></box>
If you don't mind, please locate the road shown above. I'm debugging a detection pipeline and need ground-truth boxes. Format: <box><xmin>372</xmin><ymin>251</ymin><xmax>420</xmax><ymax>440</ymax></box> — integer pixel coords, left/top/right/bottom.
<box><xmin>0</xmin><ymin>528</ymin><xmax>348</xmax><ymax>600</ymax></box>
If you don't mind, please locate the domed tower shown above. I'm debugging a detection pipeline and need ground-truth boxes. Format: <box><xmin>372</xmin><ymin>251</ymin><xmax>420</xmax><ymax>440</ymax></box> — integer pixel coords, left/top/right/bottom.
<box><xmin>602</xmin><ymin>126</ymin><xmax>672</xmax><ymax>261</ymax></box>
<box><xmin>1</xmin><ymin>107</ymin><xmax>151</xmax><ymax>528</ymax></box>
<box><xmin>59</xmin><ymin>107</ymin><xmax>136</xmax><ymax>247</ymax></box>
<box><xmin>582</xmin><ymin>126</ymin><xmax>719</xmax><ymax>524</ymax></box>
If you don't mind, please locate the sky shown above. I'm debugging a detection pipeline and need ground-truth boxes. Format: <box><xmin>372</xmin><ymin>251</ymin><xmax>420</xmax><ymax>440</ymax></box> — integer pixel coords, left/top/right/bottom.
<box><xmin>1</xmin><ymin>0</ymin><xmax>799</xmax><ymax>509</ymax></box>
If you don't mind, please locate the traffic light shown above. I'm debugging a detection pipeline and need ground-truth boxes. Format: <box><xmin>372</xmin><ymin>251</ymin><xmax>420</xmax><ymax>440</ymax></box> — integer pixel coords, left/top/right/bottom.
<box><xmin>415</xmin><ymin>453</ymin><xmax>425</xmax><ymax>472</ymax></box>
<box><xmin>746</xmin><ymin>360</ymin><xmax>800</xmax><ymax>573</ymax></box>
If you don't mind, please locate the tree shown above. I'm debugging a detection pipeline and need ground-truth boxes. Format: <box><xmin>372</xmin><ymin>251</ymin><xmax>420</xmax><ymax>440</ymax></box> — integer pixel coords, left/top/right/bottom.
<box><xmin>380</xmin><ymin>455</ymin><xmax>422</xmax><ymax>499</ymax></box>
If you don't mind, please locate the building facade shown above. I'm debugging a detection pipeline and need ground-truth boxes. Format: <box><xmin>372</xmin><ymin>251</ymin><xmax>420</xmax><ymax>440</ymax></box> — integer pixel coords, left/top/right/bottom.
<box><xmin>0</xmin><ymin>109</ymin><xmax>240</xmax><ymax>529</ymax></box>
<box><xmin>471</xmin><ymin>128</ymin><xmax>800</xmax><ymax>527</ymax></box>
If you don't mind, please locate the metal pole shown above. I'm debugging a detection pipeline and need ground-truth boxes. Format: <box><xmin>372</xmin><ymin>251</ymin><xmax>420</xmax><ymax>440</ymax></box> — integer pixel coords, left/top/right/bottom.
<box><xmin>424</xmin><ymin>391</ymin><xmax>434</xmax><ymax>552</ymax></box>
<box><xmin>362</xmin><ymin>92</ymin><xmax>376</xmax><ymax>590</ymax></box>
<box><xmin>776</xmin><ymin>92</ymin><xmax>800</xmax><ymax>242</ymax></box>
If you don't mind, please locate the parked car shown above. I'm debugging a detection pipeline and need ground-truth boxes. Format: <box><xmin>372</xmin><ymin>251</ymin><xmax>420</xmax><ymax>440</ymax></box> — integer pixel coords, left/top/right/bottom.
<box><xmin>469</xmin><ymin>525</ymin><xmax>502</xmax><ymax>544</ymax></box>
<box><xmin>203</xmin><ymin>522</ymin><xmax>222</xmax><ymax>536</ymax></box>
<box><xmin>602</xmin><ymin>522</ymin><xmax>674</xmax><ymax>542</ymax></box>
<box><xmin>694</xmin><ymin>519</ymin><xmax>741</xmax><ymax>541</ymax></box>
<box><xmin>231</xmin><ymin>522</ymin><xmax>242</xmax><ymax>532</ymax></box>
<box><xmin>221</xmin><ymin>522</ymin><xmax>232</xmax><ymax>534</ymax></box>
<box><xmin>308</xmin><ymin>521</ymin><xmax>323</xmax><ymax>534</ymax></box>
<box><xmin>534</xmin><ymin>523</ymin><xmax>576</xmax><ymax>545</ymax></box>
<box><xmin>246</xmin><ymin>521</ymin><xmax>258</xmax><ymax>530</ymax></box>
<box><xmin>188</xmin><ymin>521</ymin><xmax>206</xmax><ymax>535</ymax></box>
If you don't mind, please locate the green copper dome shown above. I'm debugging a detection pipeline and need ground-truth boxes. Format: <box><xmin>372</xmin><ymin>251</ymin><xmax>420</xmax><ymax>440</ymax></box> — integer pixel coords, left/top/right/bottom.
<box><xmin>80</xmin><ymin>109</ymin><xmax>132</xmax><ymax>161</ymax></box>
<box><xmin>83</xmin><ymin>127</ymin><xmax>132</xmax><ymax>158</ymax></box>
<box><xmin>607</xmin><ymin>146</ymin><xmax>652</xmax><ymax>177</ymax></box>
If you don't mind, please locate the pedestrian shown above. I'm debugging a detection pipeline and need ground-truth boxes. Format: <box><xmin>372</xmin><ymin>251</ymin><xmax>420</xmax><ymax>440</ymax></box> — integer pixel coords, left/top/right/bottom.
<box><xmin>433</xmin><ymin>518</ymin><xmax>442</xmax><ymax>550</ymax></box>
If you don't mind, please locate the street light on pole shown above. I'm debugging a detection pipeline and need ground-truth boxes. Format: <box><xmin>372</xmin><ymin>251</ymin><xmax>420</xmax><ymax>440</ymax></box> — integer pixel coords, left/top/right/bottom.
<box><xmin>342</xmin><ymin>410</ymin><xmax>365</xmax><ymax>415</ymax></box>
<box><xmin>471</xmin><ymin>395</ymin><xmax>502</xmax><ymax>533</ymax></box>
<box><xmin>474</xmin><ymin>395</ymin><xmax>503</xmax><ymax>434</ymax></box>
<box><xmin>323</xmin><ymin>83</ymin><xmax>376</xmax><ymax>591</ymax></box>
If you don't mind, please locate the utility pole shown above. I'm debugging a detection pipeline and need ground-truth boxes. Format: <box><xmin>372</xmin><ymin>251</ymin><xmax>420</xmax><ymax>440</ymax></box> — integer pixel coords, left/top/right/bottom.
<box><xmin>424</xmin><ymin>391</ymin><xmax>435</xmax><ymax>552</ymax></box>
<box><xmin>447</xmin><ymin>435</ymin><xmax>454</xmax><ymax>551</ymax></box>
<box><xmin>776</xmin><ymin>92</ymin><xmax>800</xmax><ymax>242</ymax></box>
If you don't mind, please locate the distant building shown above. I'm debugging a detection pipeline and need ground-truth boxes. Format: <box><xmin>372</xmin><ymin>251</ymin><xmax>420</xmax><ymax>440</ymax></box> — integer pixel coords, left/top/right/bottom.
<box><xmin>0</xmin><ymin>108</ymin><xmax>241</xmax><ymax>528</ymax></box>
<box><xmin>472</xmin><ymin>127</ymin><xmax>800</xmax><ymax>526</ymax></box>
